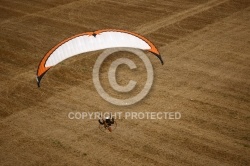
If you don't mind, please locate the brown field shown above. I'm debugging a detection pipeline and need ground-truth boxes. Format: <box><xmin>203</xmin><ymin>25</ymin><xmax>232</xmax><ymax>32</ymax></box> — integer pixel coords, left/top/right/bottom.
<box><xmin>0</xmin><ymin>0</ymin><xmax>250</xmax><ymax>165</ymax></box>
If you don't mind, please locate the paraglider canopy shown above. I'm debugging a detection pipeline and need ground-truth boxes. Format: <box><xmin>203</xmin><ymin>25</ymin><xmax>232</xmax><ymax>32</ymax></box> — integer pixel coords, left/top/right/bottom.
<box><xmin>36</xmin><ymin>29</ymin><xmax>163</xmax><ymax>87</ymax></box>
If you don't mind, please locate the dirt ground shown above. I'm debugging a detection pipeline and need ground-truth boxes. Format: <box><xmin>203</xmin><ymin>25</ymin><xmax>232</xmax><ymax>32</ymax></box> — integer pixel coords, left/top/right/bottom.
<box><xmin>0</xmin><ymin>0</ymin><xmax>249</xmax><ymax>165</ymax></box>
